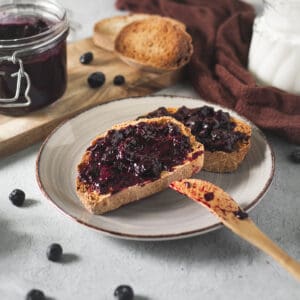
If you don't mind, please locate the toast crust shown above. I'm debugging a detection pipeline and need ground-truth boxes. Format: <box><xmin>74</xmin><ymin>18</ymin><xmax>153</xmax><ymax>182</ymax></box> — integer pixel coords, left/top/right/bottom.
<box><xmin>115</xmin><ymin>17</ymin><xmax>193</xmax><ymax>72</ymax></box>
<box><xmin>76</xmin><ymin>117</ymin><xmax>204</xmax><ymax>214</ymax></box>
<box><xmin>93</xmin><ymin>14</ymin><xmax>186</xmax><ymax>52</ymax></box>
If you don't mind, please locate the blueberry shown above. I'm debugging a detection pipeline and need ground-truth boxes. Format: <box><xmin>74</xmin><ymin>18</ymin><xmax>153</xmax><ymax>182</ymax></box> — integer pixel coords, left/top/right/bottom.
<box><xmin>110</xmin><ymin>131</ymin><xmax>124</xmax><ymax>146</ymax></box>
<box><xmin>87</xmin><ymin>72</ymin><xmax>105</xmax><ymax>88</ymax></box>
<box><xmin>80</xmin><ymin>51</ymin><xmax>93</xmax><ymax>64</ymax></box>
<box><xmin>202</xmin><ymin>121</ymin><xmax>212</xmax><ymax>132</ymax></box>
<box><xmin>114</xmin><ymin>285</ymin><xmax>134</xmax><ymax>300</ymax></box>
<box><xmin>47</xmin><ymin>243</ymin><xmax>63</xmax><ymax>262</ymax></box>
<box><xmin>9</xmin><ymin>189</ymin><xmax>25</xmax><ymax>207</ymax></box>
<box><xmin>176</xmin><ymin>106</ymin><xmax>191</xmax><ymax>117</ymax></box>
<box><xmin>204</xmin><ymin>192</ymin><xmax>214</xmax><ymax>201</ymax></box>
<box><xmin>200</xmin><ymin>105</ymin><xmax>214</xmax><ymax>117</ymax></box>
<box><xmin>167</xmin><ymin>124</ymin><xmax>180</xmax><ymax>135</ymax></box>
<box><xmin>216</xmin><ymin>110</ymin><xmax>230</xmax><ymax>126</ymax></box>
<box><xmin>113</xmin><ymin>75</ymin><xmax>125</xmax><ymax>86</ymax></box>
<box><xmin>290</xmin><ymin>149</ymin><xmax>300</xmax><ymax>163</ymax></box>
<box><xmin>134</xmin><ymin>158</ymin><xmax>161</xmax><ymax>178</ymax></box>
<box><xmin>26</xmin><ymin>289</ymin><xmax>45</xmax><ymax>300</ymax></box>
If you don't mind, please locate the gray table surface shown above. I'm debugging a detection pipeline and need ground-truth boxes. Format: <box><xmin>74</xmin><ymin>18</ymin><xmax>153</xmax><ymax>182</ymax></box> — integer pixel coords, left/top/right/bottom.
<box><xmin>1</xmin><ymin>1</ymin><xmax>300</xmax><ymax>299</ymax></box>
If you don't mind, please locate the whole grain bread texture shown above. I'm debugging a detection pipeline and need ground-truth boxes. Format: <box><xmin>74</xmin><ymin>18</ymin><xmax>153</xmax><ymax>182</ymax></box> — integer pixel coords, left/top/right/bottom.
<box><xmin>93</xmin><ymin>14</ymin><xmax>185</xmax><ymax>52</ymax></box>
<box><xmin>140</xmin><ymin>107</ymin><xmax>251</xmax><ymax>173</ymax></box>
<box><xmin>114</xmin><ymin>16</ymin><xmax>193</xmax><ymax>72</ymax></box>
<box><xmin>76</xmin><ymin>116</ymin><xmax>204</xmax><ymax>214</ymax></box>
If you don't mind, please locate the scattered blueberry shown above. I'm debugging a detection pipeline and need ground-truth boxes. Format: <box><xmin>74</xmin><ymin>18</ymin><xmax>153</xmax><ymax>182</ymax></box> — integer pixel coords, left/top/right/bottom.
<box><xmin>26</xmin><ymin>289</ymin><xmax>45</xmax><ymax>300</ymax></box>
<box><xmin>113</xmin><ymin>75</ymin><xmax>125</xmax><ymax>86</ymax></box>
<box><xmin>80</xmin><ymin>51</ymin><xmax>93</xmax><ymax>64</ymax></box>
<box><xmin>204</xmin><ymin>192</ymin><xmax>214</xmax><ymax>201</ymax></box>
<box><xmin>9</xmin><ymin>189</ymin><xmax>25</xmax><ymax>207</ymax></box>
<box><xmin>87</xmin><ymin>72</ymin><xmax>105</xmax><ymax>88</ymax></box>
<box><xmin>114</xmin><ymin>285</ymin><xmax>134</xmax><ymax>300</ymax></box>
<box><xmin>290</xmin><ymin>149</ymin><xmax>300</xmax><ymax>163</ymax></box>
<box><xmin>47</xmin><ymin>243</ymin><xmax>63</xmax><ymax>262</ymax></box>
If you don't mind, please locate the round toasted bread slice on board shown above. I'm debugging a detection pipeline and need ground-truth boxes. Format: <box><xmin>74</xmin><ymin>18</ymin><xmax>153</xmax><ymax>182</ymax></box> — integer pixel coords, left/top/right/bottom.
<box><xmin>114</xmin><ymin>16</ymin><xmax>193</xmax><ymax>72</ymax></box>
<box><xmin>93</xmin><ymin>14</ymin><xmax>185</xmax><ymax>52</ymax></box>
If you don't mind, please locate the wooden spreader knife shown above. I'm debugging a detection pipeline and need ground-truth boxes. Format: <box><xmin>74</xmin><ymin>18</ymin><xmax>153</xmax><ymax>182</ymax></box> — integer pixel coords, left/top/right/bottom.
<box><xmin>170</xmin><ymin>179</ymin><xmax>300</xmax><ymax>282</ymax></box>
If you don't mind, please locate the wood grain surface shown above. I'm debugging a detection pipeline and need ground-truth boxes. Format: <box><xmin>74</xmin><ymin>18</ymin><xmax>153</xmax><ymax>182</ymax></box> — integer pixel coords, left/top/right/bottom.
<box><xmin>0</xmin><ymin>38</ymin><xmax>181</xmax><ymax>158</ymax></box>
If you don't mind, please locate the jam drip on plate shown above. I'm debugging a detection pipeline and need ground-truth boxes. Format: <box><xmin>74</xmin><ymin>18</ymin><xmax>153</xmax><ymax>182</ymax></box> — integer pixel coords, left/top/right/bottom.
<box><xmin>140</xmin><ymin>106</ymin><xmax>249</xmax><ymax>152</ymax></box>
<box><xmin>0</xmin><ymin>18</ymin><xmax>49</xmax><ymax>39</ymax></box>
<box><xmin>78</xmin><ymin>121</ymin><xmax>192</xmax><ymax>195</ymax></box>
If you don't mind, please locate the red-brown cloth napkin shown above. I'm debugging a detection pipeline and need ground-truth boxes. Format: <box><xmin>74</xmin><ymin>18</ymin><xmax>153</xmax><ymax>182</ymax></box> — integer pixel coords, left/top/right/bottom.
<box><xmin>116</xmin><ymin>0</ymin><xmax>300</xmax><ymax>144</ymax></box>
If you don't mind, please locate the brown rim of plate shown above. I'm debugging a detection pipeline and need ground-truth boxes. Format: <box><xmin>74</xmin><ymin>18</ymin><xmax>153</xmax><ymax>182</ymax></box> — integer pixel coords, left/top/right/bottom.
<box><xmin>36</xmin><ymin>95</ymin><xmax>275</xmax><ymax>240</ymax></box>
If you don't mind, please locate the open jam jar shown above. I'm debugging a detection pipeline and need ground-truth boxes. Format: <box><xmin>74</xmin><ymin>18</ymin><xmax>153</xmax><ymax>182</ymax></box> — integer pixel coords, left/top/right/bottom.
<box><xmin>0</xmin><ymin>0</ymin><xmax>69</xmax><ymax>115</ymax></box>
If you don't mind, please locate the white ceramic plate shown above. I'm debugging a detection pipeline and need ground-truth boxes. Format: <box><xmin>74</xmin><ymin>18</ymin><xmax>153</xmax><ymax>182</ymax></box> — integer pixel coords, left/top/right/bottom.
<box><xmin>36</xmin><ymin>96</ymin><xmax>274</xmax><ymax>241</ymax></box>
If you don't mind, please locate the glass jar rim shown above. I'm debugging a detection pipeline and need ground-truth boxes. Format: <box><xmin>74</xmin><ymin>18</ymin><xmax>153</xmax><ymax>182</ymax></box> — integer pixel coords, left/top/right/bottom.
<box><xmin>0</xmin><ymin>0</ymin><xmax>69</xmax><ymax>51</ymax></box>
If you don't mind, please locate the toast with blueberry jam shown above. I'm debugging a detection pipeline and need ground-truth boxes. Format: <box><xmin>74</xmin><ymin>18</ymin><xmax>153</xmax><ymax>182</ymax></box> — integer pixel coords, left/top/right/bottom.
<box><xmin>138</xmin><ymin>106</ymin><xmax>251</xmax><ymax>172</ymax></box>
<box><xmin>76</xmin><ymin>117</ymin><xmax>204</xmax><ymax>214</ymax></box>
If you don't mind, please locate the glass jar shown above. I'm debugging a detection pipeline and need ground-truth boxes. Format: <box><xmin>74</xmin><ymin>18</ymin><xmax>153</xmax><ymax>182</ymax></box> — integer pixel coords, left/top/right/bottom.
<box><xmin>0</xmin><ymin>0</ymin><xmax>69</xmax><ymax>115</ymax></box>
<box><xmin>248</xmin><ymin>0</ymin><xmax>300</xmax><ymax>95</ymax></box>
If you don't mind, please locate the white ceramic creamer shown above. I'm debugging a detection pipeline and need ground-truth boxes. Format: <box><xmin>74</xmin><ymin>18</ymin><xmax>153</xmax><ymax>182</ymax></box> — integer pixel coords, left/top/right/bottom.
<box><xmin>248</xmin><ymin>0</ymin><xmax>300</xmax><ymax>94</ymax></box>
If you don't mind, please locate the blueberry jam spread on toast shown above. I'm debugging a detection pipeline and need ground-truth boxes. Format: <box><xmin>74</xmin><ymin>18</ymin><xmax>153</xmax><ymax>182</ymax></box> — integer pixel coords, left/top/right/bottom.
<box><xmin>139</xmin><ymin>106</ymin><xmax>249</xmax><ymax>152</ymax></box>
<box><xmin>78</xmin><ymin>121</ymin><xmax>192</xmax><ymax>195</ymax></box>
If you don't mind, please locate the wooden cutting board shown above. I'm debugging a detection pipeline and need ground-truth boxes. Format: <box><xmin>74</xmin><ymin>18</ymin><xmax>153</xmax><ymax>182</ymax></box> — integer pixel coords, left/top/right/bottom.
<box><xmin>0</xmin><ymin>38</ymin><xmax>181</xmax><ymax>158</ymax></box>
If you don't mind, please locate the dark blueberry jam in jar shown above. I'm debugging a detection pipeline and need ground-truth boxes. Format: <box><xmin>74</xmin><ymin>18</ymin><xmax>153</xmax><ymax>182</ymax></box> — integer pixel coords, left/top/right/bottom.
<box><xmin>0</xmin><ymin>0</ymin><xmax>69</xmax><ymax>115</ymax></box>
<box><xmin>78</xmin><ymin>121</ymin><xmax>192</xmax><ymax>195</ymax></box>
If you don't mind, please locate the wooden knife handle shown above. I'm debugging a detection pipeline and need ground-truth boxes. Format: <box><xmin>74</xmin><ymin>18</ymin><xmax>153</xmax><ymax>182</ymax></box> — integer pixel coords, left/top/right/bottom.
<box><xmin>224</xmin><ymin>216</ymin><xmax>300</xmax><ymax>282</ymax></box>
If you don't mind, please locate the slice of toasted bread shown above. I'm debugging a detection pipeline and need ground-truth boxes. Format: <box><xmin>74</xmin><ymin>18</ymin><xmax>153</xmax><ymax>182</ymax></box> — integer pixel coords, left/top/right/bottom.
<box><xmin>115</xmin><ymin>16</ymin><xmax>193</xmax><ymax>72</ymax></box>
<box><xmin>203</xmin><ymin>117</ymin><xmax>251</xmax><ymax>172</ymax></box>
<box><xmin>76</xmin><ymin>117</ymin><xmax>204</xmax><ymax>214</ymax></box>
<box><xmin>93</xmin><ymin>14</ymin><xmax>186</xmax><ymax>52</ymax></box>
<box><xmin>139</xmin><ymin>107</ymin><xmax>251</xmax><ymax>173</ymax></box>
